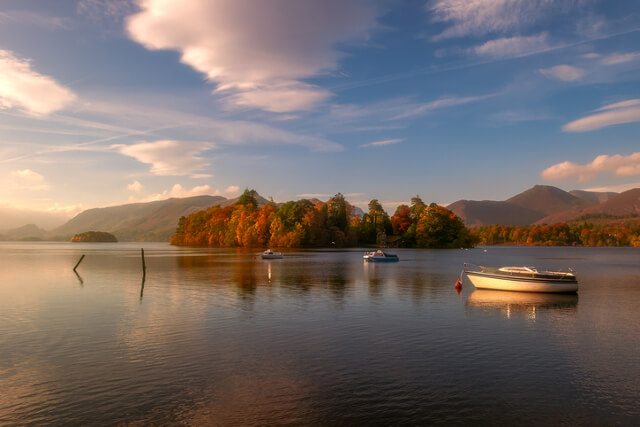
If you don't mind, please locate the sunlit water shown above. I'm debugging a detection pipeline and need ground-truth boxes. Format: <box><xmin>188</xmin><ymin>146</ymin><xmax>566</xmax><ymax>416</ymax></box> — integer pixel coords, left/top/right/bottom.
<box><xmin>1</xmin><ymin>243</ymin><xmax>639</xmax><ymax>425</ymax></box>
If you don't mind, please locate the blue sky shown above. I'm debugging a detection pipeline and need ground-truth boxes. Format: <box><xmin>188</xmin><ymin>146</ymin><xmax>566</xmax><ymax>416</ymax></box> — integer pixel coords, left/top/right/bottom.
<box><xmin>1</xmin><ymin>0</ymin><xmax>639</xmax><ymax>220</ymax></box>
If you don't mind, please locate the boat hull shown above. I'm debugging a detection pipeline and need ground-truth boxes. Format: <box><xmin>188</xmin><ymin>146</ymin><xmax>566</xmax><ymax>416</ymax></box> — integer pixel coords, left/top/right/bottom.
<box><xmin>364</xmin><ymin>257</ymin><xmax>398</xmax><ymax>262</ymax></box>
<box><xmin>464</xmin><ymin>271</ymin><xmax>578</xmax><ymax>293</ymax></box>
<box><xmin>261</xmin><ymin>254</ymin><xmax>283</xmax><ymax>259</ymax></box>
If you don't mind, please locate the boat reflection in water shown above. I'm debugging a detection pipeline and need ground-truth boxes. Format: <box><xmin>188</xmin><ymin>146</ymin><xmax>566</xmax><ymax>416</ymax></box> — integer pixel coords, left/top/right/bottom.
<box><xmin>466</xmin><ymin>289</ymin><xmax>578</xmax><ymax>319</ymax></box>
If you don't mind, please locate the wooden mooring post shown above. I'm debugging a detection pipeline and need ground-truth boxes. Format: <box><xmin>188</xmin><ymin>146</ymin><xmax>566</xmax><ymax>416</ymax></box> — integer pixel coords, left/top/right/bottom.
<box><xmin>141</xmin><ymin>248</ymin><xmax>146</xmax><ymax>278</ymax></box>
<box><xmin>73</xmin><ymin>254</ymin><xmax>85</xmax><ymax>272</ymax></box>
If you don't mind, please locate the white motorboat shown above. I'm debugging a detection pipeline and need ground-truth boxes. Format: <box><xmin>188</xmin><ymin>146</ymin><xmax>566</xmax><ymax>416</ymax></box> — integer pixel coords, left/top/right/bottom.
<box><xmin>261</xmin><ymin>249</ymin><xmax>283</xmax><ymax>260</ymax></box>
<box><xmin>463</xmin><ymin>264</ymin><xmax>578</xmax><ymax>293</ymax></box>
<box><xmin>364</xmin><ymin>250</ymin><xmax>399</xmax><ymax>262</ymax></box>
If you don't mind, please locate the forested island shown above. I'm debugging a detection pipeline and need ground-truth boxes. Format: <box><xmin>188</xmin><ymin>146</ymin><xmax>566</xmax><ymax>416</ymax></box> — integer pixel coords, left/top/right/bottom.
<box><xmin>71</xmin><ymin>231</ymin><xmax>118</xmax><ymax>242</ymax></box>
<box><xmin>171</xmin><ymin>189</ymin><xmax>474</xmax><ymax>249</ymax></box>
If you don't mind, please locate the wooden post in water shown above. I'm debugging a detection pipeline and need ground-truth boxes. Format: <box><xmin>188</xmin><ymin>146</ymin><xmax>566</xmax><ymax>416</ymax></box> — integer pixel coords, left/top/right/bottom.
<box><xmin>141</xmin><ymin>248</ymin><xmax>146</xmax><ymax>278</ymax></box>
<box><xmin>73</xmin><ymin>254</ymin><xmax>85</xmax><ymax>272</ymax></box>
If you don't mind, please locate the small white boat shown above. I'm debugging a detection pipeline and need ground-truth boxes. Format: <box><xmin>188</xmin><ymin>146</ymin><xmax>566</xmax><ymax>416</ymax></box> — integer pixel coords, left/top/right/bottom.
<box><xmin>463</xmin><ymin>264</ymin><xmax>578</xmax><ymax>293</ymax></box>
<box><xmin>261</xmin><ymin>249</ymin><xmax>283</xmax><ymax>260</ymax></box>
<box><xmin>364</xmin><ymin>250</ymin><xmax>399</xmax><ymax>262</ymax></box>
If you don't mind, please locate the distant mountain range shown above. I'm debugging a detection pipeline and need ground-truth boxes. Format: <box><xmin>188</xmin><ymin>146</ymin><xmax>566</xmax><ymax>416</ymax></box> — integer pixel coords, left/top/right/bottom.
<box><xmin>49</xmin><ymin>195</ymin><xmax>228</xmax><ymax>241</ymax></box>
<box><xmin>2</xmin><ymin>185</ymin><xmax>638</xmax><ymax>241</ymax></box>
<box><xmin>0</xmin><ymin>193</ymin><xmax>275</xmax><ymax>242</ymax></box>
<box><xmin>449</xmin><ymin>185</ymin><xmax>639</xmax><ymax>227</ymax></box>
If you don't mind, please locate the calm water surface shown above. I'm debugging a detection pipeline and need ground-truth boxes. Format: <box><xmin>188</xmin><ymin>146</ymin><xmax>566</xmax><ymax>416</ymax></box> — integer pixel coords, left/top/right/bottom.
<box><xmin>1</xmin><ymin>243</ymin><xmax>639</xmax><ymax>425</ymax></box>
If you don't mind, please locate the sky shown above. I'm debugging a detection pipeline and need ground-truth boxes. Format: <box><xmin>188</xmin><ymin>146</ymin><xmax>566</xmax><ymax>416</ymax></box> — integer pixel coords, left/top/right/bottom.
<box><xmin>1</xmin><ymin>0</ymin><xmax>639</xmax><ymax>222</ymax></box>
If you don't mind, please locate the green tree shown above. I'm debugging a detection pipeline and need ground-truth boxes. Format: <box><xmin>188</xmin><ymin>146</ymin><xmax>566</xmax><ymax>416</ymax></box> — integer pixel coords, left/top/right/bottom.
<box><xmin>236</xmin><ymin>188</ymin><xmax>258</xmax><ymax>209</ymax></box>
<box><xmin>328</xmin><ymin>193</ymin><xmax>348</xmax><ymax>231</ymax></box>
<box><xmin>415</xmin><ymin>203</ymin><xmax>473</xmax><ymax>248</ymax></box>
<box><xmin>410</xmin><ymin>195</ymin><xmax>426</xmax><ymax>222</ymax></box>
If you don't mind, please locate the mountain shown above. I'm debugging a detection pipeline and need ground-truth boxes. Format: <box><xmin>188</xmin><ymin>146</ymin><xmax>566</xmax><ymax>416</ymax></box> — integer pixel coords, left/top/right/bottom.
<box><xmin>536</xmin><ymin>188</ymin><xmax>640</xmax><ymax>224</ymax></box>
<box><xmin>506</xmin><ymin>185</ymin><xmax>594</xmax><ymax>216</ymax></box>
<box><xmin>0</xmin><ymin>207</ymin><xmax>69</xmax><ymax>231</ymax></box>
<box><xmin>50</xmin><ymin>195</ymin><xmax>227</xmax><ymax>241</ymax></box>
<box><xmin>569</xmin><ymin>190</ymin><xmax>618</xmax><ymax>205</ymax></box>
<box><xmin>449</xmin><ymin>185</ymin><xmax>611</xmax><ymax>227</ymax></box>
<box><xmin>0</xmin><ymin>224</ymin><xmax>47</xmax><ymax>241</ymax></box>
<box><xmin>447</xmin><ymin>200</ymin><xmax>543</xmax><ymax>226</ymax></box>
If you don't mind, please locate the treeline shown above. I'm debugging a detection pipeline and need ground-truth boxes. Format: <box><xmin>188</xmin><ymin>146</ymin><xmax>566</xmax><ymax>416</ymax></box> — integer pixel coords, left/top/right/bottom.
<box><xmin>472</xmin><ymin>221</ymin><xmax>640</xmax><ymax>247</ymax></box>
<box><xmin>170</xmin><ymin>189</ymin><xmax>474</xmax><ymax>249</ymax></box>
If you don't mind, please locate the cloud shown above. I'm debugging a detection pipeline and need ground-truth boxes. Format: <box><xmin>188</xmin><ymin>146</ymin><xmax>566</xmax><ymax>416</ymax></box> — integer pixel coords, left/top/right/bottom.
<box><xmin>563</xmin><ymin>99</ymin><xmax>640</xmax><ymax>132</ymax></box>
<box><xmin>361</xmin><ymin>138</ymin><xmax>403</xmax><ymax>148</ymax></box>
<box><xmin>473</xmin><ymin>33</ymin><xmax>549</xmax><ymax>58</ymax></box>
<box><xmin>0</xmin><ymin>10</ymin><xmax>70</xmax><ymax>30</ymax></box>
<box><xmin>191</xmin><ymin>173</ymin><xmax>213</xmax><ymax>179</ymax></box>
<box><xmin>583</xmin><ymin>182</ymin><xmax>640</xmax><ymax>193</ymax></box>
<box><xmin>43</xmin><ymin>203</ymin><xmax>84</xmax><ymax>216</ymax></box>
<box><xmin>296</xmin><ymin>192</ymin><xmax>364</xmax><ymax>199</ymax></box>
<box><xmin>136</xmin><ymin>183</ymin><xmax>240</xmax><ymax>202</ymax></box>
<box><xmin>77</xmin><ymin>99</ymin><xmax>343</xmax><ymax>152</ymax></box>
<box><xmin>541</xmin><ymin>152</ymin><xmax>640</xmax><ymax>182</ymax></box>
<box><xmin>223</xmin><ymin>185</ymin><xmax>240</xmax><ymax>197</ymax></box>
<box><xmin>126</xmin><ymin>180</ymin><xmax>144</xmax><ymax>192</ymax></box>
<box><xmin>428</xmin><ymin>0</ymin><xmax>562</xmax><ymax>40</ymax></box>
<box><xmin>391</xmin><ymin>95</ymin><xmax>489</xmax><ymax>120</ymax></box>
<box><xmin>582</xmin><ymin>53</ymin><xmax>600</xmax><ymax>59</ymax></box>
<box><xmin>222</xmin><ymin>82</ymin><xmax>332</xmax><ymax>113</ymax></box>
<box><xmin>112</xmin><ymin>140</ymin><xmax>214</xmax><ymax>175</ymax></box>
<box><xmin>600</xmin><ymin>52</ymin><xmax>640</xmax><ymax>65</ymax></box>
<box><xmin>0</xmin><ymin>50</ymin><xmax>76</xmax><ymax>115</ymax></box>
<box><xmin>126</xmin><ymin>0</ymin><xmax>379</xmax><ymax>112</ymax></box>
<box><xmin>9</xmin><ymin>169</ymin><xmax>49</xmax><ymax>190</ymax></box>
<box><xmin>539</xmin><ymin>64</ymin><xmax>585</xmax><ymax>82</ymax></box>
<box><xmin>77</xmin><ymin>0</ymin><xmax>137</xmax><ymax>19</ymax></box>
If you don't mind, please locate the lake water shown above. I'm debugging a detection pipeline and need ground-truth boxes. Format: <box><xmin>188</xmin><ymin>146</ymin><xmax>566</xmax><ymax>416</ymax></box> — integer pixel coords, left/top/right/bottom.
<box><xmin>1</xmin><ymin>243</ymin><xmax>639</xmax><ymax>425</ymax></box>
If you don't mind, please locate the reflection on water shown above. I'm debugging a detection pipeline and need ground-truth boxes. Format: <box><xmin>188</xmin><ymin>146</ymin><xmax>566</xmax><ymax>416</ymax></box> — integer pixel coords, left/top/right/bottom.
<box><xmin>467</xmin><ymin>289</ymin><xmax>579</xmax><ymax>319</ymax></box>
<box><xmin>0</xmin><ymin>243</ymin><xmax>639</xmax><ymax>425</ymax></box>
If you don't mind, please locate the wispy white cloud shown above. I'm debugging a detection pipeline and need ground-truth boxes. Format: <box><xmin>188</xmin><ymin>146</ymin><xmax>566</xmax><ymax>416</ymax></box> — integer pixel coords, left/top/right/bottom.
<box><xmin>539</xmin><ymin>64</ymin><xmax>585</xmax><ymax>82</ymax></box>
<box><xmin>428</xmin><ymin>0</ymin><xmax>563</xmax><ymax>40</ymax></box>
<box><xmin>296</xmin><ymin>192</ymin><xmax>364</xmax><ymax>199</ymax></box>
<box><xmin>133</xmin><ymin>183</ymin><xmax>240</xmax><ymax>202</ymax></box>
<box><xmin>473</xmin><ymin>33</ymin><xmax>549</xmax><ymax>58</ymax></box>
<box><xmin>595</xmin><ymin>99</ymin><xmax>640</xmax><ymax>111</ymax></box>
<box><xmin>77</xmin><ymin>0</ymin><xmax>137</xmax><ymax>19</ymax></box>
<box><xmin>583</xmin><ymin>182</ymin><xmax>640</xmax><ymax>193</ymax></box>
<box><xmin>78</xmin><ymin>99</ymin><xmax>344</xmax><ymax>151</ymax></box>
<box><xmin>600</xmin><ymin>52</ymin><xmax>640</xmax><ymax>65</ymax></box>
<box><xmin>43</xmin><ymin>203</ymin><xmax>84</xmax><ymax>216</ymax></box>
<box><xmin>0</xmin><ymin>10</ymin><xmax>70</xmax><ymax>30</ymax></box>
<box><xmin>582</xmin><ymin>52</ymin><xmax>600</xmax><ymax>59</ymax></box>
<box><xmin>9</xmin><ymin>169</ymin><xmax>49</xmax><ymax>191</ymax></box>
<box><xmin>126</xmin><ymin>179</ymin><xmax>143</xmax><ymax>192</ymax></box>
<box><xmin>0</xmin><ymin>50</ymin><xmax>76</xmax><ymax>115</ymax></box>
<box><xmin>126</xmin><ymin>0</ymin><xmax>379</xmax><ymax>112</ymax></box>
<box><xmin>112</xmin><ymin>140</ymin><xmax>214</xmax><ymax>176</ymax></box>
<box><xmin>563</xmin><ymin>99</ymin><xmax>640</xmax><ymax>132</ymax></box>
<box><xmin>541</xmin><ymin>152</ymin><xmax>640</xmax><ymax>182</ymax></box>
<box><xmin>361</xmin><ymin>138</ymin><xmax>403</xmax><ymax>148</ymax></box>
<box><xmin>391</xmin><ymin>95</ymin><xmax>489</xmax><ymax>120</ymax></box>
<box><xmin>191</xmin><ymin>173</ymin><xmax>213</xmax><ymax>179</ymax></box>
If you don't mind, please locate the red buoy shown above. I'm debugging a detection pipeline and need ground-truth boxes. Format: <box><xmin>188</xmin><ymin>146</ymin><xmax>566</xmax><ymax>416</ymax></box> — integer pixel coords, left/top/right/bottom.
<box><xmin>454</xmin><ymin>278</ymin><xmax>462</xmax><ymax>290</ymax></box>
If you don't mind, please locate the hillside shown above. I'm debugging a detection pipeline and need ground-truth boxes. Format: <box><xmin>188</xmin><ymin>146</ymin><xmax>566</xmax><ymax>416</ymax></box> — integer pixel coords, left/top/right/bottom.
<box><xmin>0</xmin><ymin>207</ymin><xmax>68</xmax><ymax>231</ymax></box>
<box><xmin>0</xmin><ymin>224</ymin><xmax>47</xmax><ymax>241</ymax></box>
<box><xmin>569</xmin><ymin>190</ymin><xmax>618</xmax><ymax>205</ymax></box>
<box><xmin>449</xmin><ymin>185</ymin><xmax>603</xmax><ymax>226</ymax></box>
<box><xmin>506</xmin><ymin>185</ymin><xmax>594</xmax><ymax>216</ymax></box>
<box><xmin>50</xmin><ymin>195</ymin><xmax>227</xmax><ymax>241</ymax></box>
<box><xmin>536</xmin><ymin>188</ymin><xmax>640</xmax><ymax>224</ymax></box>
<box><xmin>447</xmin><ymin>200</ymin><xmax>543</xmax><ymax>226</ymax></box>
